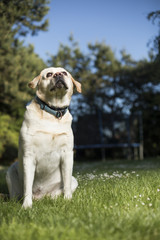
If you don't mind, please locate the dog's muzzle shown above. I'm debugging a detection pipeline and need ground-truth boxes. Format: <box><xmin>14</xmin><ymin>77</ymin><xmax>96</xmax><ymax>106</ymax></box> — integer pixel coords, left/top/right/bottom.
<box><xmin>50</xmin><ymin>73</ymin><xmax>68</xmax><ymax>91</ymax></box>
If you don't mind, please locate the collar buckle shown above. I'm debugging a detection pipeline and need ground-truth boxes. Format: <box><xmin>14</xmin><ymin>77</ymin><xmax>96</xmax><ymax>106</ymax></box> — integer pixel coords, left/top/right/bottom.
<box><xmin>56</xmin><ymin>111</ymin><xmax>63</xmax><ymax>119</ymax></box>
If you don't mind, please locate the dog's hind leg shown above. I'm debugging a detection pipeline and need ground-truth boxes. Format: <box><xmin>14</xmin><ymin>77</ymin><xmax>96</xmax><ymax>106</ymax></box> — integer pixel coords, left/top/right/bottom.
<box><xmin>48</xmin><ymin>176</ymin><xmax>78</xmax><ymax>199</ymax></box>
<box><xmin>6</xmin><ymin>162</ymin><xmax>22</xmax><ymax>199</ymax></box>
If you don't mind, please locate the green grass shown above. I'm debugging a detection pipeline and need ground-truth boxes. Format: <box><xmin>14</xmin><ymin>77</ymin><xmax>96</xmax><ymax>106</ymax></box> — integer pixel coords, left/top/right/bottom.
<box><xmin>1</xmin><ymin>159</ymin><xmax>160</xmax><ymax>240</ymax></box>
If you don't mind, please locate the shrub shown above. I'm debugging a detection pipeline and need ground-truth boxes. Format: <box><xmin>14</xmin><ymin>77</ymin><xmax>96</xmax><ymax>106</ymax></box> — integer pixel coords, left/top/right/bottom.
<box><xmin>0</xmin><ymin>114</ymin><xmax>20</xmax><ymax>164</ymax></box>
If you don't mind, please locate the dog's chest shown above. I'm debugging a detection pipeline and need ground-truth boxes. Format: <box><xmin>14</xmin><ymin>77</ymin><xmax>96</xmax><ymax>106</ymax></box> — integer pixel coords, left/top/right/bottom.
<box><xmin>32</xmin><ymin>128</ymin><xmax>72</xmax><ymax>180</ymax></box>
<box><xmin>33</xmin><ymin>123</ymin><xmax>72</xmax><ymax>153</ymax></box>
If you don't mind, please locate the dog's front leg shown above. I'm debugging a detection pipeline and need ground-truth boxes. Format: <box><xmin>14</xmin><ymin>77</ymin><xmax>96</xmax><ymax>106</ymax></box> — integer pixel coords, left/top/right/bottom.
<box><xmin>61</xmin><ymin>151</ymin><xmax>73</xmax><ymax>199</ymax></box>
<box><xmin>22</xmin><ymin>156</ymin><xmax>35</xmax><ymax>209</ymax></box>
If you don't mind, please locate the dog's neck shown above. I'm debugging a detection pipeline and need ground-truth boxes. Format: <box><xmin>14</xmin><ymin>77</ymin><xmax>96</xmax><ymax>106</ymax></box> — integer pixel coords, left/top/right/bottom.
<box><xmin>36</xmin><ymin>91</ymin><xmax>72</xmax><ymax>109</ymax></box>
<box><xmin>35</xmin><ymin>96</ymin><xmax>68</xmax><ymax>119</ymax></box>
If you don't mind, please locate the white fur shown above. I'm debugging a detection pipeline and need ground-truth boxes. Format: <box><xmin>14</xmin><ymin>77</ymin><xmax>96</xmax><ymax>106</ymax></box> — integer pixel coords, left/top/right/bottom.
<box><xmin>6</xmin><ymin>67</ymin><xmax>81</xmax><ymax>208</ymax></box>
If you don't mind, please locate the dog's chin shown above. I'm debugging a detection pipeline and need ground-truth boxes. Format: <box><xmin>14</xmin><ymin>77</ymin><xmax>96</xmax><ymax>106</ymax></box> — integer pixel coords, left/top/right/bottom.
<box><xmin>50</xmin><ymin>80</ymin><xmax>68</xmax><ymax>92</ymax></box>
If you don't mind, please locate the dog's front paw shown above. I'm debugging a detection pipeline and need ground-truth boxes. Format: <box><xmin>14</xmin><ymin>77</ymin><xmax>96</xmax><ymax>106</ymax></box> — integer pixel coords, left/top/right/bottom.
<box><xmin>22</xmin><ymin>198</ymin><xmax>32</xmax><ymax>209</ymax></box>
<box><xmin>64</xmin><ymin>192</ymin><xmax>72</xmax><ymax>200</ymax></box>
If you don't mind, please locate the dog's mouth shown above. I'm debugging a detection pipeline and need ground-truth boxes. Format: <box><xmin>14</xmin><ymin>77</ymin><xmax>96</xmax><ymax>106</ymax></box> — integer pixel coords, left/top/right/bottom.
<box><xmin>50</xmin><ymin>79</ymin><xmax>68</xmax><ymax>91</ymax></box>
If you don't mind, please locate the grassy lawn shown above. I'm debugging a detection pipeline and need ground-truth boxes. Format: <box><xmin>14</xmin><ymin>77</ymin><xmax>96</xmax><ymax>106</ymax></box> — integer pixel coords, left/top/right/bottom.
<box><xmin>1</xmin><ymin>159</ymin><xmax>160</xmax><ymax>240</ymax></box>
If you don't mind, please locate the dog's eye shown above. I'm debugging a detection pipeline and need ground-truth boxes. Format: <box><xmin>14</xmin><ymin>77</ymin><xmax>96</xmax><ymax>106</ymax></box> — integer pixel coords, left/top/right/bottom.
<box><xmin>46</xmin><ymin>72</ymin><xmax>53</xmax><ymax>78</ymax></box>
<box><xmin>62</xmin><ymin>71</ymin><xmax>67</xmax><ymax>76</ymax></box>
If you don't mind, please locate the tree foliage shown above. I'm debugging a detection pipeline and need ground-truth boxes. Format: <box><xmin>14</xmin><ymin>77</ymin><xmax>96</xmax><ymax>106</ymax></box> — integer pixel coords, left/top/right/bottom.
<box><xmin>0</xmin><ymin>4</ymin><xmax>160</xmax><ymax>161</ymax></box>
<box><xmin>0</xmin><ymin>0</ymin><xmax>49</xmax><ymax>162</ymax></box>
<box><xmin>0</xmin><ymin>0</ymin><xmax>49</xmax><ymax>115</ymax></box>
<box><xmin>147</xmin><ymin>10</ymin><xmax>160</xmax><ymax>61</ymax></box>
<box><xmin>48</xmin><ymin>32</ymin><xmax>160</xmax><ymax>157</ymax></box>
<box><xmin>0</xmin><ymin>0</ymin><xmax>49</xmax><ymax>37</ymax></box>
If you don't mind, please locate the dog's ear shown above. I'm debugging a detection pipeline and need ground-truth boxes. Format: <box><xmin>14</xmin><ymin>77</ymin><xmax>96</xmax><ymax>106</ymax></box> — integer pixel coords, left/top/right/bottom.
<box><xmin>28</xmin><ymin>75</ymin><xmax>40</xmax><ymax>89</ymax></box>
<box><xmin>71</xmin><ymin>77</ymin><xmax>82</xmax><ymax>93</ymax></box>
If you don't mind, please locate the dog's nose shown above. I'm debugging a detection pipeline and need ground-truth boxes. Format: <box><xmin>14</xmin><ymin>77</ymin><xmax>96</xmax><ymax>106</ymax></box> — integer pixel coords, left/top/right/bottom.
<box><xmin>54</xmin><ymin>72</ymin><xmax>62</xmax><ymax>78</ymax></box>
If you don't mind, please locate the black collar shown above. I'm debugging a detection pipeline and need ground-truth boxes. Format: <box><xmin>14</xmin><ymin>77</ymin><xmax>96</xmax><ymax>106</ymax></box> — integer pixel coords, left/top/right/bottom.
<box><xmin>35</xmin><ymin>96</ymin><xmax>68</xmax><ymax>119</ymax></box>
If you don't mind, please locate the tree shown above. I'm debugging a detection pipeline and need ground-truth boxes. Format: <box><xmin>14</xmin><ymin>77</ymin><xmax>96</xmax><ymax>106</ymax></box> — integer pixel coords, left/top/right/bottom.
<box><xmin>119</xmin><ymin>55</ymin><xmax>160</xmax><ymax>156</ymax></box>
<box><xmin>0</xmin><ymin>0</ymin><xmax>49</xmax><ymax>163</ymax></box>
<box><xmin>0</xmin><ymin>0</ymin><xmax>49</xmax><ymax>37</ymax></box>
<box><xmin>48</xmin><ymin>35</ymin><xmax>160</xmax><ymax>158</ymax></box>
<box><xmin>87</xmin><ymin>42</ymin><xmax>122</xmax><ymax>114</ymax></box>
<box><xmin>0</xmin><ymin>0</ymin><xmax>49</xmax><ymax>115</ymax></box>
<box><xmin>0</xmin><ymin>41</ymin><xmax>46</xmax><ymax>116</ymax></box>
<box><xmin>147</xmin><ymin>10</ymin><xmax>160</xmax><ymax>61</ymax></box>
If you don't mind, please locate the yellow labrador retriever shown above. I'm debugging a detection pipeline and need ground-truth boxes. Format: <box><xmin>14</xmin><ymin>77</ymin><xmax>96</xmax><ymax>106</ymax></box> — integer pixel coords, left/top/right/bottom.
<box><xmin>6</xmin><ymin>67</ymin><xmax>81</xmax><ymax>208</ymax></box>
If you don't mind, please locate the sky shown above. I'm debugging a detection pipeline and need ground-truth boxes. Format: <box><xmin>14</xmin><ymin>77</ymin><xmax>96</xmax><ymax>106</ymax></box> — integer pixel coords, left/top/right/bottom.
<box><xmin>25</xmin><ymin>0</ymin><xmax>160</xmax><ymax>62</ymax></box>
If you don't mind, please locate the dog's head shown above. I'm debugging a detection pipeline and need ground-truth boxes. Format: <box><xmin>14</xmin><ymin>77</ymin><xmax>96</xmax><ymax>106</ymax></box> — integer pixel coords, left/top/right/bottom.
<box><xmin>28</xmin><ymin>67</ymin><xmax>81</xmax><ymax>107</ymax></box>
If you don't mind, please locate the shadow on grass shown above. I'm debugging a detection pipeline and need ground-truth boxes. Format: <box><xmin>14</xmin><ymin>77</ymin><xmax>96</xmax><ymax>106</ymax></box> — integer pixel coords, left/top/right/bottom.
<box><xmin>0</xmin><ymin>167</ymin><xmax>9</xmax><ymax>195</ymax></box>
<box><xmin>74</xmin><ymin>157</ymin><xmax>160</xmax><ymax>173</ymax></box>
